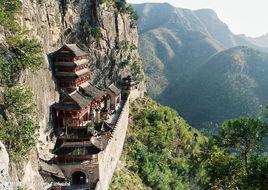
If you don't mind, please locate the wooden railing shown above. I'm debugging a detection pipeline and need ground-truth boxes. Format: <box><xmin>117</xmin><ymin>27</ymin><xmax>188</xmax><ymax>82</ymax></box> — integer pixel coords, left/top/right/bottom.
<box><xmin>57</xmin><ymin>154</ymin><xmax>98</xmax><ymax>164</ymax></box>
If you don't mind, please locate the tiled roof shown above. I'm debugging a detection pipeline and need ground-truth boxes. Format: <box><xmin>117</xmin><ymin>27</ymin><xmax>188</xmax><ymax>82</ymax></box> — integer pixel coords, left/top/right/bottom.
<box><xmin>91</xmin><ymin>134</ymin><xmax>110</xmax><ymax>150</ymax></box>
<box><xmin>54</xmin><ymin>91</ymin><xmax>92</xmax><ymax>111</ymax></box>
<box><xmin>65</xmin><ymin>44</ymin><xmax>88</xmax><ymax>56</ymax></box>
<box><xmin>70</xmin><ymin>90</ymin><xmax>93</xmax><ymax>108</ymax></box>
<box><xmin>108</xmin><ymin>84</ymin><xmax>121</xmax><ymax>95</ymax></box>
<box><xmin>80</xmin><ymin>83</ymin><xmax>106</xmax><ymax>100</ymax></box>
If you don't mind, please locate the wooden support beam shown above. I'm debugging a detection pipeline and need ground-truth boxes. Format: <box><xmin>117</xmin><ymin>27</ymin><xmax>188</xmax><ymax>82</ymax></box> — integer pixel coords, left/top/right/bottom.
<box><xmin>78</xmin><ymin>112</ymin><xmax>80</xmax><ymax>127</ymax></box>
<box><xmin>56</xmin><ymin>110</ymin><xmax>60</xmax><ymax>128</ymax></box>
<box><xmin>71</xmin><ymin>111</ymin><xmax>74</xmax><ymax>127</ymax></box>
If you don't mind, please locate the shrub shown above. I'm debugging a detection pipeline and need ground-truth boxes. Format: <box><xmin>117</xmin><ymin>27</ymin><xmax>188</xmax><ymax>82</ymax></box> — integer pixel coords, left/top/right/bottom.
<box><xmin>0</xmin><ymin>30</ymin><xmax>43</xmax><ymax>85</ymax></box>
<box><xmin>119</xmin><ymin>40</ymin><xmax>129</xmax><ymax>51</ymax></box>
<box><xmin>0</xmin><ymin>0</ymin><xmax>21</xmax><ymax>32</ymax></box>
<box><xmin>80</xmin><ymin>21</ymin><xmax>102</xmax><ymax>42</ymax></box>
<box><xmin>0</xmin><ymin>0</ymin><xmax>42</xmax><ymax>161</ymax></box>
<box><xmin>130</xmin><ymin>43</ymin><xmax>138</xmax><ymax>51</ymax></box>
<box><xmin>90</xmin><ymin>26</ymin><xmax>102</xmax><ymax>41</ymax></box>
<box><xmin>64</xmin><ymin>27</ymin><xmax>73</xmax><ymax>36</ymax></box>
<box><xmin>0</xmin><ymin>86</ymin><xmax>39</xmax><ymax>160</ymax></box>
<box><xmin>114</xmin><ymin>0</ymin><xmax>138</xmax><ymax>22</ymax></box>
<box><xmin>114</xmin><ymin>0</ymin><xmax>127</xmax><ymax>11</ymax></box>
<box><xmin>3</xmin><ymin>86</ymin><xmax>36</xmax><ymax>117</ymax></box>
<box><xmin>120</xmin><ymin>59</ymin><xmax>130</xmax><ymax>68</ymax></box>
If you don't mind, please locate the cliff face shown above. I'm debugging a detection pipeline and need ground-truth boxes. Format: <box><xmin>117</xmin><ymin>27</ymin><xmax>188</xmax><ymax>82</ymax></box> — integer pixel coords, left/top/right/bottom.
<box><xmin>0</xmin><ymin>0</ymin><xmax>143</xmax><ymax>189</ymax></box>
<box><xmin>19</xmin><ymin>0</ymin><xmax>143</xmax><ymax>83</ymax></box>
<box><xmin>75</xmin><ymin>0</ymin><xmax>143</xmax><ymax>85</ymax></box>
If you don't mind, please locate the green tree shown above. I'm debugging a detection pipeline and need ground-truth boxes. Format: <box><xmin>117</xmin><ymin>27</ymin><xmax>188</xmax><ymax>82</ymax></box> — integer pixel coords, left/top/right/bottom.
<box><xmin>0</xmin><ymin>86</ymin><xmax>38</xmax><ymax>160</ymax></box>
<box><xmin>0</xmin><ymin>31</ymin><xmax>43</xmax><ymax>85</ymax></box>
<box><xmin>114</xmin><ymin>0</ymin><xmax>127</xmax><ymax>11</ymax></box>
<box><xmin>0</xmin><ymin>117</ymin><xmax>38</xmax><ymax>159</ymax></box>
<box><xmin>2</xmin><ymin>86</ymin><xmax>36</xmax><ymax>118</ymax></box>
<box><xmin>242</xmin><ymin>155</ymin><xmax>268</xmax><ymax>190</ymax></box>
<box><xmin>0</xmin><ymin>0</ymin><xmax>21</xmax><ymax>31</ymax></box>
<box><xmin>198</xmin><ymin>139</ymin><xmax>243</xmax><ymax>190</ymax></box>
<box><xmin>0</xmin><ymin>0</ymin><xmax>43</xmax><ymax>85</ymax></box>
<box><xmin>110</xmin><ymin>97</ymin><xmax>205</xmax><ymax>190</ymax></box>
<box><xmin>218</xmin><ymin>117</ymin><xmax>268</xmax><ymax>174</ymax></box>
<box><xmin>0</xmin><ymin>0</ymin><xmax>41</xmax><ymax>161</ymax></box>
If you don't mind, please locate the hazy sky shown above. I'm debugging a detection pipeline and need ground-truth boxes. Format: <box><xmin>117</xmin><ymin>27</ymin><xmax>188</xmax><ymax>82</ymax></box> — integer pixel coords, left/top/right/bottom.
<box><xmin>127</xmin><ymin>0</ymin><xmax>268</xmax><ymax>37</ymax></box>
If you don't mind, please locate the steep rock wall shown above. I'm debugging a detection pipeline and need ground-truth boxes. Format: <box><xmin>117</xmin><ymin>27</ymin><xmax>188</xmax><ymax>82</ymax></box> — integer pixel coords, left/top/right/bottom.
<box><xmin>0</xmin><ymin>0</ymin><xmax>143</xmax><ymax>189</ymax></box>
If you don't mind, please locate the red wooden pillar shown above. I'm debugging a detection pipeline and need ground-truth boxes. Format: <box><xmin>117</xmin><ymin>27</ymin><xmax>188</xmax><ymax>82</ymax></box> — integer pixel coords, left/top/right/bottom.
<box><xmin>78</xmin><ymin>112</ymin><xmax>80</xmax><ymax>127</ymax></box>
<box><xmin>83</xmin><ymin>113</ymin><xmax>87</xmax><ymax>125</ymax></box>
<box><xmin>63</xmin><ymin>111</ymin><xmax>66</xmax><ymax>127</ymax></box>
<box><xmin>85</xmin><ymin>109</ymin><xmax>88</xmax><ymax>121</ymax></box>
<box><xmin>73</xmin><ymin>112</ymin><xmax>76</xmax><ymax>127</ymax></box>
<box><xmin>70</xmin><ymin>112</ymin><xmax>73</xmax><ymax>127</ymax></box>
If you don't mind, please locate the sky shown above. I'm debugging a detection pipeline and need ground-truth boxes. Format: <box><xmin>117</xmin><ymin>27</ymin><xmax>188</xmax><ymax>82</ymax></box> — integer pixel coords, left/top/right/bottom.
<box><xmin>127</xmin><ymin>0</ymin><xmax>268</xmax><ymax>38</ymax></box>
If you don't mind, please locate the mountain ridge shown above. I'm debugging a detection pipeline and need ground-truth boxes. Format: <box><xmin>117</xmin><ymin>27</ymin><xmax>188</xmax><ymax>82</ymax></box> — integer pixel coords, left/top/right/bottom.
<box><xmin>134</xmin><ymin>2</ymin><xmax>268</xmax><ymax>128</ymax></box>
<box><xmin>167</xmin><ymin>46</ymin><xmax>268</xmax><ymax>128</ymax></box>
<box><xmin>134</xmin><ymin>3</ymin><xmax>266</xmax><ymax>50</ymax></box>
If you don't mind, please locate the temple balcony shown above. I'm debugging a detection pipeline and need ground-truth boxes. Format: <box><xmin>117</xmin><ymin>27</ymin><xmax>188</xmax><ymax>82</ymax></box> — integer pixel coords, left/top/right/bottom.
<box><xmin>57</xmin><ymin>154</ymin><xmax>99</xmax><ymax>164</ymax></box>
<box><xmin>55</xmin><ymin>68</ymin><xmax>90</xmax><ymax>77</ymax></box>
<box><xmin>57</xmin><ymin>126</ymin><xmax>93</xmax><ymax>139</ymax></box>
<box><xmin>54</xmin><ymin>59</ymin><xmax>89</xmax><ymax>67</ymax></box>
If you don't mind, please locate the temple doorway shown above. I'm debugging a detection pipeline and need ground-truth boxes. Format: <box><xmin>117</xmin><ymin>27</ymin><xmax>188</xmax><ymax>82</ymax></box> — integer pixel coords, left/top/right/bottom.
<box><xmin>72</xmin><ymin>171</ymin><xmax>87</xmax><ymax>185</ymax></box>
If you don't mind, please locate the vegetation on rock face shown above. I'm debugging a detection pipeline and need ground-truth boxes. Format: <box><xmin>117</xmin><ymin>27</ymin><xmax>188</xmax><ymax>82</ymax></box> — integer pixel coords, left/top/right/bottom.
<box><xmin>0</xmin><ymin>86</ymin><xmax>39</xmax><ymax>160</ymax></box>
<box><xmin>110</xmin><ymin>97</ymin><xmax>268</xmax><ymax>190</ymax></box>
<box><xmin>110</xmin><ymin>97</ymin><xmax>206</xmax><ymax>190</ymax></box>
<box><xmin>0</xmin><ymin>0</ymin><xmax>42</xmax><ymax>159</ymax></box>
<box><xmin>0</xmin><ymin>0</ymin><xmax>22</xmax><ymax>31</ymax></box>
<box><xmin>110</xmin><ymin>167</ymin><xmax>152</xmax><ymax>190</ymax></box>
<box><xmin>0</xmin><ymin>0</ymin><xmax>43</xmax><ymax>86</ymax></box>
<box><xmin>101</xmin><ymin>0</ymin><xmax>138</xmax><ymax>23</ymax></box>
<box><xmin>1</xmin><ymin>30</ymin><xmax>43</xmax><ymax>86</ymax></box>
<box><xmin>16</xmin><ymin>187</ymin><xmax>29</xmax><ymax>190</ymax></box>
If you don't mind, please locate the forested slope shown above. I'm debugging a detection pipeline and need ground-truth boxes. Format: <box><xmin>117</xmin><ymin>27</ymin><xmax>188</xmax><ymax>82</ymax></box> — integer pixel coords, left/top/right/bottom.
<box><xmin>110</xmin><ymin>97</ymin><xmax>268</xmax><ymax>190</ymax></box>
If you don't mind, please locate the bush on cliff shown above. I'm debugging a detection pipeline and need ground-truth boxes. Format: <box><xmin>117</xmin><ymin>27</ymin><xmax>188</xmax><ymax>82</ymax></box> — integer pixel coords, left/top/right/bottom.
<box><xmin>110</xmin><ymin>96</ymin><xmax>206</xmax><ymax>190</ymax></box>
<box><xmin>0</xmin><ymin>86</ymin><xmax>39</xmax><ymax>160</ymax></box>
<box><xmin>0</xmin><ymin>0</ymin><xmax>42</xmax><ymax>160</ymax></box>
<box><xmin>110</xmin><ymin>97</ymin><xmax>268</xmax><ymax>189</ymax></box>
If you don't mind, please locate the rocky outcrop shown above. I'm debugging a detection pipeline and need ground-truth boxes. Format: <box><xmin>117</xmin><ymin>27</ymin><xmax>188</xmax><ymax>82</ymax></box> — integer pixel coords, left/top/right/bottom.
<box><xmin>0</xmin><ymin>142</ymin><xmax>9</xmax><ymax>189</ymax></box>
<box><xmin>75</xmin><ymin>0</ymin><xmax>143</xmax><ymax>86</ymax></box>
<box><xmin>0</xmin><ymin>0</ymin><xmax>143</xmax><ymax>189</ymax></box>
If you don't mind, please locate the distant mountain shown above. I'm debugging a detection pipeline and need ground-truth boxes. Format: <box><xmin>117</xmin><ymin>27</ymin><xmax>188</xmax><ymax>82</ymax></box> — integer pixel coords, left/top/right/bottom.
<box><xmin>163</xmin><ymin>47</ymin><xmax>268</xmax><ymax>128</ymax></box>
<box><xmin>247</xmin><ymin>33</ymin><xmax>268</xmax><ymax>48</ymax></box>
<box><xmin>134</xmin><ymin>3</ymin><xmax>265</xmax><ymax>98</ymax></box>
<box><xmin>135</xmin><ymin>3</ymin><xmax>261</xmax><ymax>48</ymax></box>
<box><xmin>133</xmin><ymin>3</ymin><xmax>268</xmax><ymax>128</ymax></box>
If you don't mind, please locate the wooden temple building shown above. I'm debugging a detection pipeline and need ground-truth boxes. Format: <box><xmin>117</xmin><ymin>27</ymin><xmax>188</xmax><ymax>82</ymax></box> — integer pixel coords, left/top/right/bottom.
<box><xmin>54</xmin><ymin>84</ymin><xmax>107</xmax><ymax>130</ymax></box>
<box><xmin>48</xmin><ymin>44</ymin><xmax>124</xmax><ymax>189</ymax></box>
<box><xmin>53</xmin><ymin>44</ymin><xmax>91</xmax><ymax>90</ymax></box>
<box><xmin>106</xmin><ymin>84</ymin><xmax>121</xmax><ymax>111</ymax></box>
